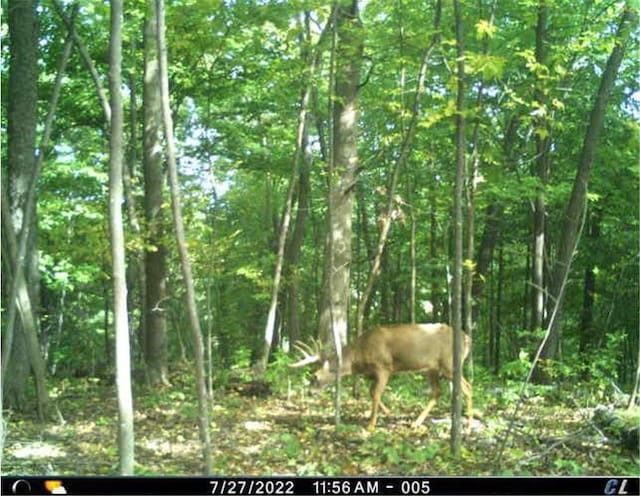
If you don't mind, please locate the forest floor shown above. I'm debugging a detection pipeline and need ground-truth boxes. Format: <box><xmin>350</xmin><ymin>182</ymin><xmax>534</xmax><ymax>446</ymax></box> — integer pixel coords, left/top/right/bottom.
<box><xmin>3</xmin><ymin>368</ymin><xmax>638</xmax><ymax>476</ymax></box>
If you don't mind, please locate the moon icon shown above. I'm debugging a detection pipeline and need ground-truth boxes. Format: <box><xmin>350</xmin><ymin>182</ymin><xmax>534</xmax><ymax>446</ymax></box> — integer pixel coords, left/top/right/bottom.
<box><xmin>11</xmin><ymin>479</ymin><xmax>31</xmax><ymax>494</ymax></box>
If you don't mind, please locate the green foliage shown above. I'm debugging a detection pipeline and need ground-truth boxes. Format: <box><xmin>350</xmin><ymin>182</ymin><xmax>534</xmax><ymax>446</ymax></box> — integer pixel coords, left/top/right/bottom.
<box><xmin>278</xmin><ymin>432</ymin><xmax>302</xmax><ymax>459</ymax></box>
<box><xmin>501</xmin><ymin>349</ymin><xmax>533</xmax><ymax>381</ymax></box>
<box><xmin>553</xmin><ymin>458</ymin><xmax>584</xmax><ymax>475</ymax></box>
<box><xmin>230</xmin><ymin>347</ymin><xmax>253</xmax><ymax>370</ymax></box>
<box><xmin>11</xmin><ymin>0</ymin><xmax>634</xmax><ymax>385</ymax></box>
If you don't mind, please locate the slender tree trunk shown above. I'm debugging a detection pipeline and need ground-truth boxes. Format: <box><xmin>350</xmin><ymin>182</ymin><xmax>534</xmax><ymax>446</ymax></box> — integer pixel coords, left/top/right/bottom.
<box><xmin>285</xmin><ymin>15</ymin><xmax>314</xmax><ymax>346</ymax></box>
<box><xmin>124</xmin><ymin>32</ymin><xmax>147</xmax><ymax>368</ymax></box>
<box><xmin>473</xmin><ymin>203</ymin><xmax>502</xmax><ymax>296</ymax></box>
<box><xmin>256</xmin><ymin>41</ymin><xmax>314</xmax><ymax>373</ymax></box>
<box><xmin>317</xmin><ymin>0</ymin><xmax>362</xmax><ymax>348</ymax></box>
<box><xmin>495</xmin><ymin>242</ymin><xmax>504</xmax><ymax>374</ymax></box>
<box><xmin>487</xmin><ymin>253</ymin><xmax>495</xmax><ymax>369</ymax></box>
<box><xmin>109</xmin><ymin>0</ymin><xmax>134</xmax><ymax>474</ymax></box>
<box><xmin>409</xmin><ymin>195</ymin><xmax>416</xmax><ymax>324</ymax></box>
<box><xmin>531</xmin><ymin>0</ymin><xmax>550</xmax><ymax>333</ymax></box>
<box><xmin>471</xmin><ymin>117</ymin><xmax>517</xmax><ymax>321</ymax></box>
<box><xmin>142</xmin><ymin>0</ymin><xmax>169</xmax><ymax>386</ymax></box>
<box><xmin>155</xmin><ymin>0</ymin><xmax>212</xmax><ymax>473</ymax></box>
<box><xmin>429</xmin><ymin>182</ymin><xmax>440</xmax><ymax>321</ymax></box>
<box><xmin>1</xmin><ymin>188</ymin><xmax>44</xmax><ymax>414</ymax></box>
<box><xmin>533</xmin><ymin>4</ymin><xmax>636</xmax><ymax>381</ymax></box>
<box><xmin>52</xmin><ymin>0</ymin><xmax>111</xmax><ymax>124</ymax></box>
<box><xmin>285</xmin><ymin>134</ymin><xmax>311</xmax><ymax>347</ymax></box>
<box><xmin>579</xmin><ymin>212</ymin><xmax>599</xmax><ymax>355</ymax></box>
<box><xmin>463</xmin><ymin>0</ymin><xmax>494</xmax><ymax>345</ymax></box>
<box><xmin>355</xmin><ymin>0</ymin><xmax>441</xmax><ymax>336</ymax></box>
<box><xmin>286</xmin><ymin>12</ymin><xmax>331</xmax><ymax>346</ymax></box>
<box><xmin>628</xmin><ymin>352</ymin><xmax>640</xmax><ymax>409</ymax></box>
<box><xmin>451</xmin><ymin>0</ymin><xmax>466</xmax><ymax>455</ymax></box>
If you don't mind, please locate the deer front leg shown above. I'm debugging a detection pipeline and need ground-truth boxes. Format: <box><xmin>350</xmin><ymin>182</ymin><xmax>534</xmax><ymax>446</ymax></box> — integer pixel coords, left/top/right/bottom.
<box><xmin>367</xmin><ymin>372</ymin><xmax>389</xmax><ymax>430</ymax></box>
<box><xmin>413</xmin><ymin>371</ymin><xmax>441</xmax><ymax>427</ymax></box>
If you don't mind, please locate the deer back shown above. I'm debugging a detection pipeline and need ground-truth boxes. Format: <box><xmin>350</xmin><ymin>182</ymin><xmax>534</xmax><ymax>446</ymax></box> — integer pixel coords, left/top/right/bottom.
<box><xmin>350</xmin><ymin>323</ymin><xmax>470</xmax><ymax>378</ymax></box>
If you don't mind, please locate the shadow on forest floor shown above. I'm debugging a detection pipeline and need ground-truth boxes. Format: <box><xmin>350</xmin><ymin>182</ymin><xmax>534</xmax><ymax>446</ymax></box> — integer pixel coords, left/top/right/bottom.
<box><xmin>2</xmin><ymin>372</ymin><xmax>638</xmax><ymax>475</ymax></box>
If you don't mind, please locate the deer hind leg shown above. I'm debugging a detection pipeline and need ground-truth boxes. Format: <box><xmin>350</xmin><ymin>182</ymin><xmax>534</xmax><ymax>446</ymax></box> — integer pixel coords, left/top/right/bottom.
<box><xmin>378</xmin><ymin>401</ymin><xmax>391</xmax><ymax>415</ymax></box>
<box><xmin>367</xmin><ymin>372</ymin><xmax>389</xmax><ymax>431</ymax></box>
<box><xmin>413</xmin><ymin>370</ymin><xmax>441</xmax><ymax>427</ymax></box>
<box><xmin>461</xmin><ymin>375</ymin><xmax>473</xmax><ymax>426</ymax></box>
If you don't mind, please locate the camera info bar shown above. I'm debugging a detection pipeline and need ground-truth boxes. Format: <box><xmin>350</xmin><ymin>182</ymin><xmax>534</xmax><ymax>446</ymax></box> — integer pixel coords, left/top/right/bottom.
<box><xmin>2</xmin><ymin>476</ymin><xmax>637</xmax><ymax>496</ymax></box>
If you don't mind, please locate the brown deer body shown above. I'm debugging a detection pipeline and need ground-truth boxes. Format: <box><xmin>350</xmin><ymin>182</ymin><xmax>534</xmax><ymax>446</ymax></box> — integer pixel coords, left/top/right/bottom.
<box><xmin>291</xmin><ymin>323</ymin><xmax>472</xmax><ymax>430</ymax></box>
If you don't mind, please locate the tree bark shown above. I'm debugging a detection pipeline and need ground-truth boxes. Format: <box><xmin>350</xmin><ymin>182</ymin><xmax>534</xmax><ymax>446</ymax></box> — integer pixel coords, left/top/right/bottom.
<box><xmin>124</xmin><ymin>32</ymin><xmax>147</xmax><ymax>371</ymax></box>
<box><xmin>409</xmin><ymin>195</ymin><xmax>416</xmax><ymax>324</ymax></box>
<box><xmin>143</xmin><ymin>0</ymin><xmax>169</xmax><ymax>386</ymax></box>
<box><xmin>3</xmin><ymin>0</ymin><xmax>48</xmax><ymax>417</ymax></box>
<box><xmin>463</xmin><ymin>0</ymin><xmax>494</xmax><ymax>355</ymax></box>
<box><xmin>285</xmin><ymin>130</ymin><xmax>311</xmax><ymax>347</ymax></box>
<box><xmin>531</xmin><ymin>0</ymin><xmax>550</xmax><ymax>332</ymax></box>
<box><xmin>579</xmin><ymin>211</ymin><xmax>599</xmax><ymax>355</ymax></box>
<box><xmin>429</xmin><ymin>180</ymin><xmax>441</xmax><ymax>321</ymax></box>
<box><xmin>451</xmin><ymin>0</ymin><xmax>466</xmax><ymax>456</ymax></box>
<box><xmin>109</xmin><ymin>0</ymin><xmax>135</xmax><ymax>474</ymax></box>
<box><xmin>533</xmin><ymin>4</ymin><xmax>636</xmax><ymax>382</ymax></box>
<box><xmin>471</xmin><ymin>114</ymin><xmax>518</xmax><ymax>323</ymax></box>
<box><xmin>155</xmin><ymin>0</ymin><xmax>213</xmax><ymax>473</ymax></box>
<box><xmin>317</xmin><ymin>0</ymin><xmax>362</xmax><ymax>348</ymax></box>
<box><xmin>495</xmin><ymin>242</ymin><xmax>504</xmax><ymax>374</ymax></box>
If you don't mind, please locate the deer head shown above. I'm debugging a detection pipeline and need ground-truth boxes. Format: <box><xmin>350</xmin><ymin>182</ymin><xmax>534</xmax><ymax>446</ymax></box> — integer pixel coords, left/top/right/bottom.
<box><xmin>289</xmin><ymin>338</ymin><xmax>346</xmax><ymax>389</ymax></box>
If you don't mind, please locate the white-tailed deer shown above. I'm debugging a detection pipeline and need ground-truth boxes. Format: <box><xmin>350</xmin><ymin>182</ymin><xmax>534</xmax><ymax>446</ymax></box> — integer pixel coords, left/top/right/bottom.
<box><xmin>290</xmin><ymin>323</ymin><xmax>472</xmax><ymax>430</ymax></box>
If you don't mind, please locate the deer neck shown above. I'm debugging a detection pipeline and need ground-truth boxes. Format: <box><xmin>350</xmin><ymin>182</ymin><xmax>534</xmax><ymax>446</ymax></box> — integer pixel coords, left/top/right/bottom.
<box><xmin>338</xmin><ymin>345</ymin><xmax>354</xmax><ymax>376</ymax></box>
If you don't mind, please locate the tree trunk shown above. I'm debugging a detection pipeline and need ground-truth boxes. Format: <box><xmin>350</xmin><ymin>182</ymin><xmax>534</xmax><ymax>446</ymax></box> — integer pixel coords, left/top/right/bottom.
<box><xmin>52</xmin><ymin>0</ymin><xmax>111</xmax><ymax>124</ymax></box>
<box><xmin>531</xmin><ymin>0</ymin><xmax>550</xmax><ymax>332</ymax></box>
<box><xmin>451</xmin><ymin>0</ymin><xmax>466</xmax><ymax>456</ymax></box>
<box><xmin>3</xmin><ymin>0</ymin><xmax>47</xmax><ymax>416</ymax></box>
<box><xmin>409</xmin><ymin>196</ymin><xmax>416</xmax><ymax>324</ymax></box>
<box><xmin>355</xmin><ymin>0</ymin><xmax>441</xmax><ymax>336</ymax></box>
<box><xmin>463</xmin><ymin>0</ymin><xmax>494</xmax><ymax>345</ymax></box>
<box><xmin>124</xmin><ymin>32</ymin><xmax>147</xmax><ymax>369</ymax></box>
<box><xmin>429</xmin><ymin>182</ymin><xmax>440</xmax><ymax>321</ymax></box>
<box><xmin>579</xmin><ymin>211</ymin><xmax>599</xmax><ymax>355</ymax></box>
<box><xmin>143</xmin><ymin>0</ymin><xmax>169</xmax><ymax>386</ymax></box>
<box><xmin>256</xmin><ymin>48</ymin><xmax>314</xmax><ymax>373</ymax></box>
<box><xmin>155</xmin><ymin>0</ymin><xmax>213</xmax><ymax>473</ymax></box>
<box><xmin>285</xmin><ymin>21</ymin><xmax>313</xmax><ymax>346</ymax></box>
<box><xmin>109</xmin><ymin>0</ymin><xmax>135</xmax><ymax>474</ymax></box>
<box><xmin>317</xmin><ymin>0</ymin><xmax>362</xmax><ymax>348</ymax></box>
<box><xmin>286</xmin><ymin>153</ymin><xmax>310</xmax><ymax>347</ymax></box>
<box><xmin>495</xmin><ymin>242</ymin><xmax>504</xmax><ymax>374</ymax></box>
<box><xmin>533</xmin><ymin>4</ymin><xmax>636</xmax><ymax>381</ymax></box>
<box><xmin>471</xmin><ymin>117</ymin><xmax>517</xmax><ymax>322</ymax></box>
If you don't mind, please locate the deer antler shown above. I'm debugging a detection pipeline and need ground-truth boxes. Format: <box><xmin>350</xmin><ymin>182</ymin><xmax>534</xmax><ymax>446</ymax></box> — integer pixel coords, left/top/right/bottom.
<box><xmin>289</xmin><ymin>338</ymin><xmax>322</xmax><ymax>368</ymax></box>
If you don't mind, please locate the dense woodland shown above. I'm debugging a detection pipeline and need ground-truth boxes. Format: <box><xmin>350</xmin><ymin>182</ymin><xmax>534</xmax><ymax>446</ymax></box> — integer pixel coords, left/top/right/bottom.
<box><xmin>2</xmin><ymin>0</ymin><xmax>639</xmax><ymax>477</ymax></box>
